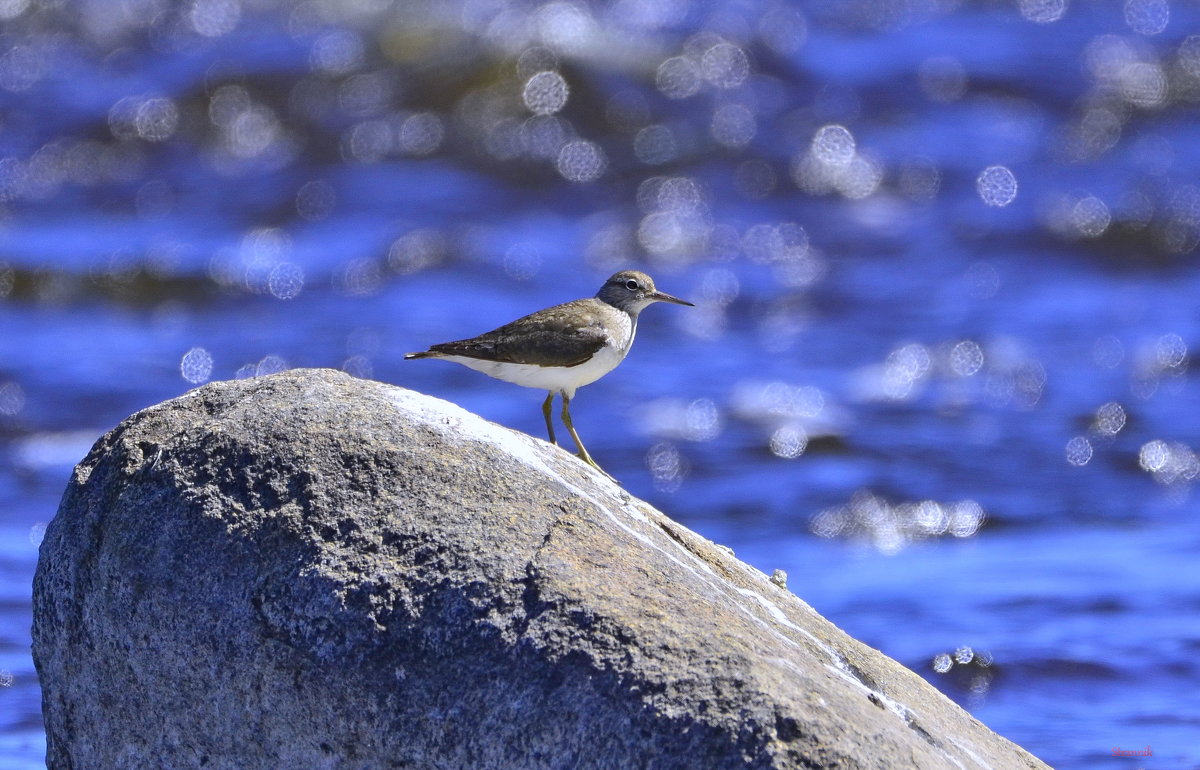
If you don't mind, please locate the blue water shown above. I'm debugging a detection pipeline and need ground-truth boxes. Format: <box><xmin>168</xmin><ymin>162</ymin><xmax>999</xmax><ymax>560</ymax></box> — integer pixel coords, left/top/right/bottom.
<box><xmin>3</xmin><ymin>1</ymin><xmax>1200</xmax><ymax>767</ymax></box>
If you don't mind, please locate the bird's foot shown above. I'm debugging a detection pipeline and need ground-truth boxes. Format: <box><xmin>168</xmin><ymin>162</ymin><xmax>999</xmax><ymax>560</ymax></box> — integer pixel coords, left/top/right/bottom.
<box><xmin>576</xmin><ymin>451</ymin><xmax>619</xmax><ymax>484</ymax></box>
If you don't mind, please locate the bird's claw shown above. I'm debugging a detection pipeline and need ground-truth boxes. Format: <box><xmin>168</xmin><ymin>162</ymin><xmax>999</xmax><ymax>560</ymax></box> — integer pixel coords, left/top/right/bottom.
<box><xmin>577</xmin><ymin>451</ymin><xmax>619</xmax><ymax>484</ymax></box>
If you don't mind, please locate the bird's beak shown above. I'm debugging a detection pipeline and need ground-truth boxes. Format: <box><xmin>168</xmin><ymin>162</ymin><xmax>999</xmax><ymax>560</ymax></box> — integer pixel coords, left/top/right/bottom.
<box><xmin>650</xmin><ymin>290</ymin><xmax>694</xmax><ymax>307</ymax></box>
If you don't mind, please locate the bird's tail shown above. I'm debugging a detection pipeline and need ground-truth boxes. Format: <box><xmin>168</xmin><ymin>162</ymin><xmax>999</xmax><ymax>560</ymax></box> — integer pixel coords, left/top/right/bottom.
<box><xmin>404</xmin><ymin>351</ymin><xmax>436</xmax><ymax>360</ymax></box>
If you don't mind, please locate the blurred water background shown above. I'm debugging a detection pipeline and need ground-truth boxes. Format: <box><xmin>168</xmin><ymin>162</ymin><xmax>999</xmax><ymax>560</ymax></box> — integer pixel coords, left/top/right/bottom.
<box><xmin>2</xmin><ymin>0</ymin><xmax>1200</xmax><ymax>766</ymax></box>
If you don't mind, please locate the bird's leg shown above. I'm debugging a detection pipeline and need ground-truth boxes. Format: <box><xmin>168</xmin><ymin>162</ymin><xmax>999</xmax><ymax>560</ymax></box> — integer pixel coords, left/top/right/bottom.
<box><xmin>561</xmin><ymin>393</ymin><xmax>616</xmax><ymax>481</ymax></box>
<box><xmin>542</xmin><ymin>391</ymin><xmax>558</xmax><ymax>445</ymax></box>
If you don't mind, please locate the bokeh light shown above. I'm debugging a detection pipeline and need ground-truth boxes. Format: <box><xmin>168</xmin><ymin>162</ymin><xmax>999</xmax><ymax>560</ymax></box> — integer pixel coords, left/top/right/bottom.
<box><xmin>523</xmin><ymin>71</ymin><xmax>570</xmax><ymax>115</ymax></box>
<box><xmin>656</xmin><ymin>56</ymin><xmax>702</xmax><ymax>100</ymax></box>
<box><xmin>190</xmin><ymin>0</ymin><xmax>241</xmax><ymax>37</ymax></box>
<box><xmin>1065</xmin><ymin>436</ymin><xmax>1093</xmax><ymax>466</ymax></box>
<box><xmin>398</xmin><ymin>113</ymin><xmax>444</xmax><ymax>156</ymax></box>
<box><xmin>0</xmin><ymin>382</ymin><xmax>26</xmax><ymax>415</ymax></box>
<box><xmin>556</xmin><ymin>140</ymin><xmax>607</xmax><ymax>182</ymax></box>
<box><xmin>646</xmin><ymin>441</ymin><xmax>687</xmax><ymax>493</ymax></box>
<box><xmin>180</xmin><ymin>347</ymin><xmax>214</xmax><ymax>384</ymax></box>
<box><xmin>267</xmin><ymin>263</ymin><xmax>304</xmax><ymax>300</ymax></box>
<box><xmin>1124</xmin><ymin>0</ymin><xmax>1169</xmax><ymax>36</ymax></box>
<box><xmin>976</xmin><ymin>165</ymin><xmax>1018</xmax><ymax>207</ymax></box>
<box><xmin>810</xmin><ymin>124</ymin><xmax>856</xmax><ymax>167</ymax></box>
<box><xmin>1018</xmin><ymin>0</ymin><xmax>1068</xmax><ymax>24</ymax></box>
<box><xmin>811</xmin><ymin>491</ymin><xmax>987</xmax><ymax>554</ymax></box>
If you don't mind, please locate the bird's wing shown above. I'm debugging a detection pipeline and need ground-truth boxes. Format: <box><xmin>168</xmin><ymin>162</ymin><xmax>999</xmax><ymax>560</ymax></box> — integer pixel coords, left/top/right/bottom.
<box><xmin>427</xmin><ymin>299</ymin><xmax>610</xmax><ymax>368</ymax></box>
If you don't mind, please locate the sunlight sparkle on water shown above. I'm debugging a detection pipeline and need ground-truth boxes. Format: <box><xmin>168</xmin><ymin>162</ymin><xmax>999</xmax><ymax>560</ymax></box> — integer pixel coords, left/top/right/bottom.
<box><xmin>516</xmin><ymin>47</ymin><xmax>558</xmax><ymax>79</ymax></box>
<box><xmin>881</xmin><ymin>343</ymin><xmax>932</xmax><ymax>400</ymax></box>
<box><xmin>811</xmin><ymin>491</ymin><xmax>986</xmax><ymax>553</ymax></box>
<box><xmin>633</xmin><ymin>176</ymin><xmax>710</xmax><ymax>260</ymax></box>
<box><xmin>0</xmin><ymin>41</ymin><xmax>45</xmax><ymax>92</ymax></box>
<box><xmin>1179</xmin><ymin>35</ymin><xmax>1200</xmax><ymax>77</ymax></box>
<box><xmin>335</xmin><ymin>258</ymin><xmax>384</xmax><ymax>296</ymax></box>
<box><xmin>949</xmin><ymin>340</ymin><xmax>984</xmax><ymax>377</ymax></box>
<box><xmin>697</xmin><ymin>268</ymin><xmax>740</xmax><ymax>306</ymax></box>
<box><xmin>931</xmin><ymin>646</ymin><xmax>995</xmax><ymax>707</ymax></box>
<box><xmin>1120</xmin><ymin>62</ymin><xmax>1168</xmax><ymax>108</ymax></box>
<box><xmin>227</xmin><ymin>105</ymin><xmax>286</xmax><ymax>160</ymax></box>
<box><xmin>344</xmin><ymin>120</ymin><xmax>392</xmax><ymax>163</ymax></box>
<box><xmin>521</xmin><ymin>115</ymin><xmax>569</xmax><ymax>159</ymax></box>
<box><xmin>1138</xmin><ymin>439</ymin><xmax>1199</xmax><ymax>487</ymax></box>
<box><xmin>741</xmin><ymin>222</ymin><xmax>817</xmax><ymax>285</ymax></box>
<box><xmin>639</xmin><ymin>398</ymin><xmax>722</xmax><ymax>442</ymax></box>
<box><xmin>523</xmin><ymin>71</ymin><xmax>569</xmax><ymax>115</ymax></box>
<box><xmin>898</xmin><ymin>157</ymin><xmax>941</xmax><ymax>200</ymax></box>
<box><xmin>699</xmin><ymin>42</ymin><xmax>749</xmax><ymax>89</ymax></box>
<box><xmin>791</xmin><ymin>125</ymin><xmax>884</xmax><ymax>200</ymax></box>
<box><xmin>1124</xmin><ymin>0</ymin><xmax>1169</xmax><ymax>36</ymax></box>
<box><xmin>342</xmin><ymin>355</ymin><xmax>373</xmax><ymax>378</ymax></box>
<box><xmin>398</xmin><ymin>113</ymin><xmax>444</xmax><ymax>156</ymax></box>
<box><xmin>389</xmin><ymin>229</ymin><xmax>447</xmax><ymax>274</ymax></box>
<box><xmin>255</xmin><ymin>355</ymin><xmax>288</xmax><ymax>377</ymax></box>
<box><xmin>1018</xmin><ymin>0</ymin><xmax>1068</xmax><ymax>24</ymax></box>
<box><xmin>810</xmin><ymin>125</ymin><xmax>855</xmax><ymax>167</ymax></box>
<box><xmin>710</xmin><ymin>103</ymin><xmax>756</xmax><ymax>149</ymax></box>
<box><xmin>1093</xmin><ymin>402</ymin><xmax>1127</xmax><ymax>435</ymax></box>
<box><xmin>296</xmin><ymin>180</ymin><xmax>336</xmax><ymax>221</ymax></box>
<box><xmin>134</xmin><ymin>98</ymin><xmax>179</xmax><ymax>142</ymax></box>
<box><xmin>536</xmin><ymin>1</ymin><xmax>598</xmax><ymax>55</ymax></box>
<box><xmin>634</xmin><ymin>125</ymin><xmax>678</xmax><ymax>165</ymax></box>
<box><xmin>1093</xmin><ymin>335</ymin><xmax>1125</xmax><ymax>368</ymax></box>
<box><xmin>310</xmin><ymin>28</ymin><xmax>365</xmax><ymax>75</ymax></box>
<box><xmin>267</xmin><ymin>263</ymin><xmax>304</xmax><ymax>300</ymax></box>
<box><xmin>656</xmin><ymin>56</ymin><xmax>702</xmax><ymax>99</ymax></box>
<box><xmin>0</xmin><ymin>381</ymin><xmax>26</xmax><ymax>415</ymax></box>
<box><xmin>1155</xmin><ymin>332</ymin><xmax>1187</xmax><ymax>368</ymax></box>
<box><xmin>1065</xmin><ymin>436</ymin><xmax>1093</xmax><ymax>466</ymax></box>
<box><xmin>180</xmin><ymin>347</ymin><xmax>213</xmax><ymax>384</ymax></box>
<box><xmin>768</xmin><ymin>424</ymin><xmax>808</xmax><ymax>459</ymax></box>
<box><xmin>647</xmin><ymin>441</ymin><xmax>687</xmax><ymax>493</ymax></box>
<box><xmin>1071</xmin><ymin>195</ymin><xmax>1111</xmax><ymax>237</ymax></box>
<box><xmin>190</xmin><ymin>0</ymin><xmax>241</xmax><ymax>37</ymax></box>
<box><xmin>837</xmin><ymin>155</ymin><xmax>883</xmax><ymax>199</ymax></box>
<box><xmin>556</xmin><ymin>140</ymin><xmax>607</xmax><ymax>182</ymax></box>
<box><xmin>976</xmin><ymin>165</ymin><xmax>1017</xmax><ymax>207</ymax></box>
<box><xmin>503</xmin><ymin>243</ymin><xmax>542</xmax><ymax>279</ymax></box>
<box><xmin>757</xmin><ymin>6</ymin><xmax>807</xmax><ymax>54</ymax></box>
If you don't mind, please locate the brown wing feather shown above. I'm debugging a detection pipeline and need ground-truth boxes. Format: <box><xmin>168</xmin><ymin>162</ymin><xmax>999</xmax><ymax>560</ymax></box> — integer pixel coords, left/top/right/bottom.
<box><xmin>423</xmin><ymin>299</ymin><xmax>610</xmax><ymax>368</ymax></box>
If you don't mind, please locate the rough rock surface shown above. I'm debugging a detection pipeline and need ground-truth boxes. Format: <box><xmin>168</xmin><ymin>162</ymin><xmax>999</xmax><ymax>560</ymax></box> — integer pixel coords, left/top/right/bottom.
<box><xmin>33</xmin><ymin>368</ymin><xmax>1048</xmax><ymax>769</ymax></box>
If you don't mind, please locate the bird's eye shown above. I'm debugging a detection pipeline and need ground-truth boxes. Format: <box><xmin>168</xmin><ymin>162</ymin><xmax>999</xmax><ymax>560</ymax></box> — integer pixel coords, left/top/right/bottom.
<box><xmin>625</xmin><ymin>279</ymin><xmax>639</xmax><ymax>290</ymax></box>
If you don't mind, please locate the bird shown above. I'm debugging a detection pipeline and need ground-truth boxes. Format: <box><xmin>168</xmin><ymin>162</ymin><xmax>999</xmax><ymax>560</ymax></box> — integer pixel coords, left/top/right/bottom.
<box><xmin>405</xmin><ymin>270</ymin><xmax>693</xmax><ymax>477</ymax></box>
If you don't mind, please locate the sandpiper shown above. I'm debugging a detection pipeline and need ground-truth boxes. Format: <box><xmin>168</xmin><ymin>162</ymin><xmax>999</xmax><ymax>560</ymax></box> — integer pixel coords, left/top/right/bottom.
<box><xmin>405</xmin><ymin>270</ymin><xmax>693</xmax><ymax>476</ymax></box>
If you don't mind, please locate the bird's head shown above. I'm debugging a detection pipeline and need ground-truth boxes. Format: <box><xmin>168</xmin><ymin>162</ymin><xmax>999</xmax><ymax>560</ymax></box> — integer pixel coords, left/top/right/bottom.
<box><xmin>597</xmin><ymin>270</ymin><xmax>693</xmax><ymax>315</ymax></box>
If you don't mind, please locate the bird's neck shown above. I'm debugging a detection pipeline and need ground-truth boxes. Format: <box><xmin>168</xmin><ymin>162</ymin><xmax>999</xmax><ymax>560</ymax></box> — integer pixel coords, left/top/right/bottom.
<box><xmin>611</xmin><ymin>307</ymin><xmax>638</xmax><ymax>354</ymax></box>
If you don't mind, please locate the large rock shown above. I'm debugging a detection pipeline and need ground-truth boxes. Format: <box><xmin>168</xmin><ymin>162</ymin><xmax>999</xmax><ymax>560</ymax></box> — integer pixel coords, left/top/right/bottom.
<box><xmin>33</xmin><ymin>368</ymin><xmax>1047</xmax><ymax>769</ymax></box>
